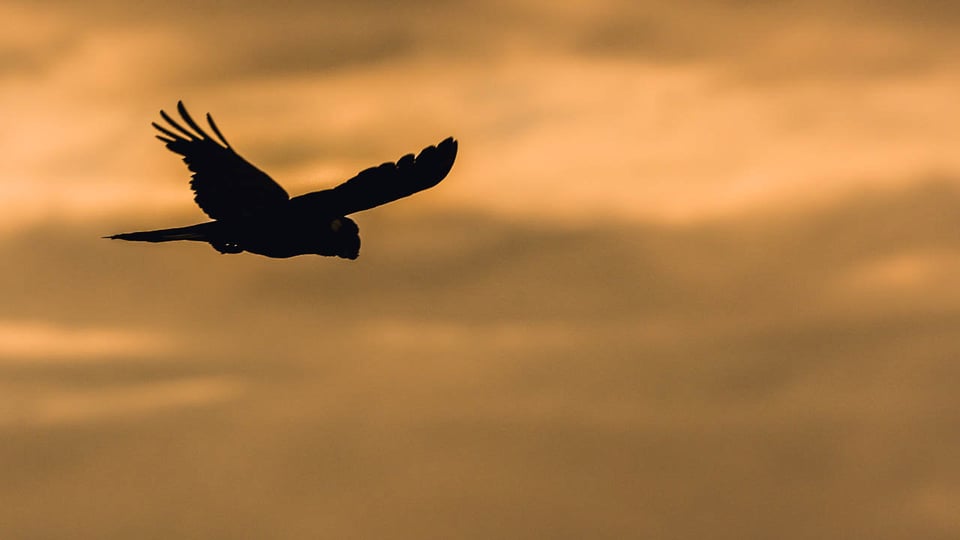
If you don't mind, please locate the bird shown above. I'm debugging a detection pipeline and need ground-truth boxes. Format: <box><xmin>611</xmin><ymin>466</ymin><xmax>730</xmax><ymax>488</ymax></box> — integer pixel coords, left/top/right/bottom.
<box><xmin>107</xmin><ymin>101</ymin><xmax>458</xmax><ymax>259</ymax></box>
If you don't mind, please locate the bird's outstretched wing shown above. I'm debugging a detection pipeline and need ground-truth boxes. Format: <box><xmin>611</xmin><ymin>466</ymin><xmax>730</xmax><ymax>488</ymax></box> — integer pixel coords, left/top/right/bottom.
<box><xmin>290</xmin><ymin>137</ymin><xmax>458</xmax><ymax>217</ymax></box>
<box><xmin>153</xmin><ymin>101</ymin><xmax>289</xmax><ymax>221</ymax></box>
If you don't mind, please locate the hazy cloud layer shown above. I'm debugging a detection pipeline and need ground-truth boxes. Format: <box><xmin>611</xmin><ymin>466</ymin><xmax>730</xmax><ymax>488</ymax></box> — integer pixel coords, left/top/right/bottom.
<box><xmin>9</xmin><ymin>0</ymin><xmax>959</xmax><ymax>79</ymax></box>
<box><xmin>1</xmin><ymin>0</ymin><xmax>958</xmax><ymax>230</ymax></box>
<box><xmin>2</xmin><ymin>184</ymin><xmax>960</xmax><ymax>537</ymax></box>
<box><xmin>3</xmin><ymin>4</ymin><xmax>959</xmax><ymax>536</ymax></box>
<box><xmin>0</xmin><ymin>320</ymin><xmax>171</xmax><ymax>362</ymax></box>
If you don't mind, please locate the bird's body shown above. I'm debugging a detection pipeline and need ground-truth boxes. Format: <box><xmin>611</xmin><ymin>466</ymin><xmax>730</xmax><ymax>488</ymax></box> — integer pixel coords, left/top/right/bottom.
<box><xmin>108</xmin><ymin>102</ymin><xmax>458</xmax><ymax>259</ymax></box>
<box><xmin>112</xmin><ymin>213</ymin><xmax>359</xmax><ymax>259</ymax></box>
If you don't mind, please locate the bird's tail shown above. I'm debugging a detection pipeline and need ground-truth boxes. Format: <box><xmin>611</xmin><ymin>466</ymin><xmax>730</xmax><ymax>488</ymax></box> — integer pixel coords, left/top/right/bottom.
<box><xmin>105</xmin><ymin>222</ymin><xmax>213</xmax><ymax>243</ymax></box>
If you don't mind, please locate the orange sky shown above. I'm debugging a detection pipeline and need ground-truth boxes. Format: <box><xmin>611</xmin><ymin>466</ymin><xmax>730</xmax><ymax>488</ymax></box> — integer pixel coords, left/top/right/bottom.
<box><xmin>4</xmin><ymin>2</ymin><xmax>960</xmax><ymax>538</ymax></box>
<box><xmin>1</xmin><ymin>0</ymin><xmax>958</xmax><ymax>232</ymax></box>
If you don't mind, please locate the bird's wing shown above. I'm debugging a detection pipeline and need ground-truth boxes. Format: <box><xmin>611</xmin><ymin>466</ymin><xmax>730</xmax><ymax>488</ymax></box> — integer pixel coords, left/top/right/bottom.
<box><xmin>153</xmin><ymin>101</ymin><xmax>289</xmax><ymax>221</ymax></box>
<box><xmin>290</xmin><ymin>137</ymin><xmax>458</xmax><ymax>217</ymax></box>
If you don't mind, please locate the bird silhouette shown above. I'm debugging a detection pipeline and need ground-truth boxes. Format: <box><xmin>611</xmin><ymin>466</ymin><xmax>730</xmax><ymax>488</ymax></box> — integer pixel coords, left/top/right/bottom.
<box><xmin>107</xmin><ymin>101</ymin><xmax>458</xmax><ymax>259</ymax></box>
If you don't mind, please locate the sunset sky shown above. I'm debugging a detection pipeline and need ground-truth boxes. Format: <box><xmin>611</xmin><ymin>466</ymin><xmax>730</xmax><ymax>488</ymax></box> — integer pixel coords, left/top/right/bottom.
<box><xmin>2</xmin><ymin>1</ymin><xmax>960</xmax><ymax>538</ymax></box>
<box><xmin>3</xmin><ymin>0</ymin><xmax>958</xmax><ymax>228</ymax></box>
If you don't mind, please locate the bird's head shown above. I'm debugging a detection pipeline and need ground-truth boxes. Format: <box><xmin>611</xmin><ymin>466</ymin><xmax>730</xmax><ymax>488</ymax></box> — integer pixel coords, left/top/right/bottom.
<box><xmin>323</xmin><ymin>216</ymin><xmax>360</xmax><ymax>259</ymax></box>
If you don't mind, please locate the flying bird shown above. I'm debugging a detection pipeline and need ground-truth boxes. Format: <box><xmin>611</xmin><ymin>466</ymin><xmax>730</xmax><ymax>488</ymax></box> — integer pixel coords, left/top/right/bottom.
<box><xmin>107</xmin><ymin>101</ymin><xmax>458</xmax><ymax>259</ymax></box>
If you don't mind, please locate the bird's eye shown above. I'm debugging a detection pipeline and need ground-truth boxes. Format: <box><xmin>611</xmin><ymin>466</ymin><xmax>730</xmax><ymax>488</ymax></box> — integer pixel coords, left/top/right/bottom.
<box><xmin>330</xmin><ymin>219</ymin><xmax>342</xmax><ymax>232</ymax></box>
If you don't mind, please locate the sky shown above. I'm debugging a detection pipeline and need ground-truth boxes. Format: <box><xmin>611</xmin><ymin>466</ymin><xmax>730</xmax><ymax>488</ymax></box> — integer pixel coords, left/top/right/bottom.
<box><xmin>2</xmin><ymin>1</ymin><xmax>960</xmax><ymax>538</ymax></box>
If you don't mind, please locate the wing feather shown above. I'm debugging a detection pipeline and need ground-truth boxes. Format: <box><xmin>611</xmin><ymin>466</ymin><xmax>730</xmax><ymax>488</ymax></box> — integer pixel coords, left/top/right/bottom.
<box><xmin>205</xmin><ymin>113</ymin><xmax>233</xmax><ymax>148</ymax></box>
<box><xmin>289</xmin><ymin>137</ymin><xmax>457</xmax><ymax>217</ymax></box>
<box><xmin>154</xmin><ymin>101</ymin><xmax>289</xmax><ymax>221</ymax></box>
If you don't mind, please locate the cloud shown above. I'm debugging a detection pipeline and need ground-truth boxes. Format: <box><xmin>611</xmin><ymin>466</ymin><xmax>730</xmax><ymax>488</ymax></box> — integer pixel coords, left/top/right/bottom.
<box><xmin>0</xmin><ymin>320</ymin><xmax>172</xmax><ymax>363</ymax></box>
<box><xmin>8</xmin><ymin>51</ymin><xmax>958</xmax><ymax>234</ymax></box>
<box><xmin>0</xmin><ymin>376</ymin><xmax>243</xmax><ymax>427</ymax></box>
<box><xmin>3</xmin><ymin>3</ymin><xmax>959</xmax><ymax>536</ymax></box>
<box><xmin>9</xmin><ymin>0</ymin><xmax>959</xmax><ymax>84</ymax></box>
<box><xmin>22</xmin><ymin>0</ymin><xmax>960</xmax><ymax>77</ymax></box>
<box><xmin>2</xmin><ymin>185</ymin><xmax>960</xmax><ymax>537</ymax></box>
<box><xmin>0</xmin><ymin>0</ymin><xmax>958</xmax><ymax>233</ymax></box>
